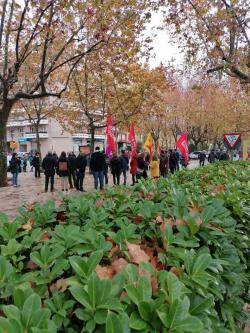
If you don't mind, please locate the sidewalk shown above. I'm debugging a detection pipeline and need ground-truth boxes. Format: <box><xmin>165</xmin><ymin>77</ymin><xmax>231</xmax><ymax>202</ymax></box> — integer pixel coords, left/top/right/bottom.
<box><xmin>0</xmin><ymin>160</ymin><xmax>200</xmax><ymax>220</ymax></box>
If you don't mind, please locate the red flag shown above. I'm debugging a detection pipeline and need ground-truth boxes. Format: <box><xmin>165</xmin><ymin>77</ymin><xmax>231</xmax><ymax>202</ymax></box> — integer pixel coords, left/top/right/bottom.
<box><xmin>128</xmin><ymin>123</ymin><xmax>137</xmax><ymax>157</ymax></box>
<box><xmin>106</xmin><ymin>116</ymin><xmax>116</xmax><ymax>154</ymax></box>
<box><xmin>176</xmin><ymin>133</ymin><xmax>189</xmax><ymax>163</ymax></box>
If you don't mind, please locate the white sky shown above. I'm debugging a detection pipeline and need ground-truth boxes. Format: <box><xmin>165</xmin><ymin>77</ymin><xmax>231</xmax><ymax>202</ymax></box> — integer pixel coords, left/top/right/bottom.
<box><xmin>144</xmin><ymin>11</ymin><xmax>184</xmax><ymax>68</ymax></box>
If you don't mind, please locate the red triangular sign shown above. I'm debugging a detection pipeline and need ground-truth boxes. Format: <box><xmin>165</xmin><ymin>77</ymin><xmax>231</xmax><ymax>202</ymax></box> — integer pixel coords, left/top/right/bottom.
<box><xmin>223</xmin><ymin>133</ymin><xmax>241</xmax><ymax>149</ymax></box>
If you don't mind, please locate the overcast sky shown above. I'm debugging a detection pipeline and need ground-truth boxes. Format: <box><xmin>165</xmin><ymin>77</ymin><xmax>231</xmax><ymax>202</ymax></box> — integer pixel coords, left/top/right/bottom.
<box><xmin>144</xmin><ymin>11</ymin><xmax>183</xmax><ymax>68</ymax></box>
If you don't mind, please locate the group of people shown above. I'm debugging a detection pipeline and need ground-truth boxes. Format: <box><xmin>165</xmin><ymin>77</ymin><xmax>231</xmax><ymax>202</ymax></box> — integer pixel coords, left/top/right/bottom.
<box><xmin>8</xmin><ymin>146</ymin><xmax>236</xmax><ymax>191</ymax></box>
<box><xmin>198</xmin><ymin>149</ymin><xmax>231</xmax><ymax>166</ymax></box>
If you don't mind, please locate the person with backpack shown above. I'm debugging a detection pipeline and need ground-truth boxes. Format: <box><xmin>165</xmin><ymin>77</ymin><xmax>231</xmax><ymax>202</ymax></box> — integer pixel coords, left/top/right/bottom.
<box><xmin>9</xmin><ymin>153</ymin><xmax>21</xmax><ymax>187</ymax></box>
<box><xmin>57</xmin><ymin>151</ymin><xmax>69</xmax><ymax>192</ymax></box>
<box><xmin>90</xmin><ymin>147</ymin><xmax>106</xmax><ymax>190</ymax></box>
<box><xmin>119</xmin><ymin>150</ymin><xmax>129</xmax><ymax>185</ymax></box>
<box><xmin>42</xmin><ymin>152</ymin><xmax>57</xmax><ymax>192</ymax></box>
<box><xmin>75</xmin><ymin>152</ymin><xmax>87</xmax><ymax>192</ymax></box>
<box><xmin>32</xmin><ymin>152</ymin><xmax>40</xmax><ymax>178</ymax></box>
<box><xmin>110</xmin><ymin>153</ymin><xmax>122</xmax><ymax>185</ymax></box>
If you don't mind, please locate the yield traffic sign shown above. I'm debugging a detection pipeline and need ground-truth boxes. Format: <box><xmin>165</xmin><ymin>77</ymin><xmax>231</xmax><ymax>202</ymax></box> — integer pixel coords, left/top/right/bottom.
<box><xmin>223</xmin><ymin>133</ymin><xmax>241</xmax><ymax>149</ymax></box>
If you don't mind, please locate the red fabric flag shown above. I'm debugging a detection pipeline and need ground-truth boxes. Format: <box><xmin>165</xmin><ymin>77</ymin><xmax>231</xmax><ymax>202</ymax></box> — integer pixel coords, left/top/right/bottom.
<box><xmin>106</xmin><ymin>116</ymin><xmax>116</xmax><ymax>154</ymax></box>
<box><xmin>176</xmin><ymin>133</ymin><xmax>189</xmax><ymax>163</ymax></box>
<box><xmin>128</xmin><ymin>123</ymin><xmax>137</xmax><ymax>157</ymax></box>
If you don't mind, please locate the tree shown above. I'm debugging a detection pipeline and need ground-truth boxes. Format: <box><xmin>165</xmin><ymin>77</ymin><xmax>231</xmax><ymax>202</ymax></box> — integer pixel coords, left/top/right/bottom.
<box><xmin>0</xmin><ymin>0</ymin><xmax>152</xmax><ymax>186</ymax></box>
<box><xmin>163</xmin><ymin>0</ymin><xmax>250</xmax><ymax>84</ymax></box>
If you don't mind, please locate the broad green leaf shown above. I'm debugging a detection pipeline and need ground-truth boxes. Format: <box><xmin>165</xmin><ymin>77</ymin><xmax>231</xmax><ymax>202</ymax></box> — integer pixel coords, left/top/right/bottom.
<box><xmin>129</xmin><ymin>311</ymin><xmax>147</xmax><ymax>331</ymax></box>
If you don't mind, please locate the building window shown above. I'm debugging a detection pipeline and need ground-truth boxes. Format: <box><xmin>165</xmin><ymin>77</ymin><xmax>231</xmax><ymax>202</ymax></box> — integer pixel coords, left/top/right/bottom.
<box><xmin>18</xmin><ymin>127</ymin><xmax>24</xmax><ymax>137</ymax></box>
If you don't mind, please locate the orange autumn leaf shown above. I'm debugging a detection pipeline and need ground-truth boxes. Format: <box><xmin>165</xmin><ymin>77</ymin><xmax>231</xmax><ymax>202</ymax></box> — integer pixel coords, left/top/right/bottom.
<box><xmin>39</xmin><ymin>232</ymin><xmax>51</xmax><ymax>241</ymax></box>
<box><xmin>22</xmin><ymin>218</ymin><xmax>34</xmax><ymax>231</ymax></box>
<box><xmin>126</xmin><ymin>242</ymin><xmax>150</xmax><ymax>264</ymax></box>
<box><xmin>170</xmin><ymin>266</ymin><xmax>180</xmax><ymax>277</ymax></box>
<box><xmin>95</xmin><ymin>265</ymin><xmax>114</xmax><ymax>280</ymax></box>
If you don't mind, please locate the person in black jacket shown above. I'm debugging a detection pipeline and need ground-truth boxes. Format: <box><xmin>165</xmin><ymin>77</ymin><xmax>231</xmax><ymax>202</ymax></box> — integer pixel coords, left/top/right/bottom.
<box><xmin>68</xmin><ymin>152</ymin><xmax>77</xmax><ymax>189</ymax></box>
<box><xmin>9</xmin><ymin>153</ymin><xmax>21</xmax><ymax>187</ymax></box>
<box><xmin>32</xmin><ymin>152</ymin><xmax>40</xmax><ymax>178</ymax></box>
<box><xmin>42</xmin><ymin>152</ymin><xmax>56</xmax><ymax>192</ymax></box>
<box><xmin>119</xmin><ymin>150</ymin><xmax>129</xmax><ymax>185</ymax></box>
<box><xmin>75</xmin><ymin>152</ymin><xmax>87</xmax><ymax>192</ymax></box>
<box><xmin>169</xmin><ymin>149</ymin><xmax>177</xmax><ymax>174</ymax></box>
<box><xmin>136</xmin><ymin>153</ymin><xmax>148</xmax><ymax>180</ymax></box>
<box><xmin>110</xmin><ymin>153</ymin><xmax>121</xmax><ymax>185</ymax></box>
<box><xmin>57</xmin><ymin>151</ymin><xmax>69</xmax><ymax>192</ymax></box>
<box><xmin>90</xmin><ymin>147</ymin><xmax>105</xmax><ymax>190</ymax></box>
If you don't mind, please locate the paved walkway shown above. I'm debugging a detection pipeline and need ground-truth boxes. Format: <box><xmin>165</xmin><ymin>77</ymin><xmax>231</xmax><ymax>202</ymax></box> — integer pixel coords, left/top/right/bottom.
<box><xmin>0</xmin><ymin>161</ymin><xmax>200</xmax><ymax>220</ymax></box>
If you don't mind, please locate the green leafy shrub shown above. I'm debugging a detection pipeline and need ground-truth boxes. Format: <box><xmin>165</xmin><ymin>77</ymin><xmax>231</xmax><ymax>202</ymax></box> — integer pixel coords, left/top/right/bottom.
<box><xmin>0</xmin><ymin>161</ymin><xmax>249</xmax><ymax>332</ymax></box>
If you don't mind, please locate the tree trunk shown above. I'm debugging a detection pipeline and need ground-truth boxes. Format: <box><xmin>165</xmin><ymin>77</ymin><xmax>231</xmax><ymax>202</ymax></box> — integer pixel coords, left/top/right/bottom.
<box><xmin>35</xmin><ymin>123</ymin><xmax>41</xmax><ymax>158</ymax></box>
<box><xmin>0</xmin><ymin>106</ymin><xmax>10</xmax><ymax>187</ymax></box>
<box><xmin>90</xmin><ymin>127</ymin><xmax>95</xmax><ymax>153</ymax></box>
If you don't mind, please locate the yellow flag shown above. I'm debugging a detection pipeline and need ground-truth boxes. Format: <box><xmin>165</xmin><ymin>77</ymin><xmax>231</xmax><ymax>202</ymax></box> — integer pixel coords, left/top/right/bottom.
<box><xmin>157</xmin><ymin>140</ymin><xmax>161</xmax><ymax>154</ymax></box>
<box><xmin>143</xmin><ymin>133</ymin><xmax>153</xmax><ymax>153</ymax></box>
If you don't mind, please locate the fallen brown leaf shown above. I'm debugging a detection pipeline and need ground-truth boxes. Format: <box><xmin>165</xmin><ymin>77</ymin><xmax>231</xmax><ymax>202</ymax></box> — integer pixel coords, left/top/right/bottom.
<box><xmin>50</xmin><ymin>278</ymin><xmax>67</xmax><ymax>292</ymax></box>
<box><xmin>95</xmin><ymin>265</ymin><xmax>114</xmax><ymax>280</ymax></box>
<box><xmin>170</xmin><ymin>266</ymin><xmax>180</xmax><ymax>277</ymax></box>
<box><xmin>126</xmin><ymin>242</ymin><xmax>150</xmax><ymax>264</ymax></box>
<box><xmin>112</xmin><ymin>258</ymin><xmax>128</xmax><ymax>275</ymax></box>
<box><xmin>26</xmin><ymin>260</ymin><xmax>37</xmax><ymax>270</ymax></box>
<box><xmin>39</xmin><ymin>232</ymin><xmax>51</xmax><ymax>241</ymax></box>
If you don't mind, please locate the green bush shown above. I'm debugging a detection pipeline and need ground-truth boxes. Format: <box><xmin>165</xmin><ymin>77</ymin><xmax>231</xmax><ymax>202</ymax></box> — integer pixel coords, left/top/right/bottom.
<box><xmin>0</xmin><ymin>161</ymin><xmax>249</xmax><ymax>333</ymax></box>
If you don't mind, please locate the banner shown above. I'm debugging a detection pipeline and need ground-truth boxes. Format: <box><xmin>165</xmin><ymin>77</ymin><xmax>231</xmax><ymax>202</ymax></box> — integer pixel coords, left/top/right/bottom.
<box><xmin>176</xmin><ymin>133</ymin><xmax>189</xmax><ymax>162</ymax></box>
<box><xmin>128</xmin><ymin>123</ymin><xmax>137</xmax><ymax>157</ymax></box>
<box><xmin>143</xmin><ymin>132</ymin><xmax>153</xmax><ymax>158</ymax></box>
<box><xmin>105</xmin><ymin>116</ymin><xmax>116</xmax><ymax>157</ymax></box>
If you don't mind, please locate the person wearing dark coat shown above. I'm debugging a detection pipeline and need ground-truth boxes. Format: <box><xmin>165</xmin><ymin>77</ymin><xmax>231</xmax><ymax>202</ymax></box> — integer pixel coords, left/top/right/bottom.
<box><xmin>75</xmin><ymin>152</ymin><xmax>87</xmax><ymax>192</ymax></box>
<box><xmin>136</xmin><ymin>153</ymin><xmax>148</xmax><ymax>180</ymax></box>
<box><xmin>103</xmin><ymin>153</ymin><xmax>110</xmax><ymax>185</ymax></box>
<box><xmin>90</xmin><ymin>147</ymin><xmax>105</xmax><ymax>190</ymax></box>
<box><xmin>159</xmin><ymin>151</ymin><xmax>167</xmax><ymax>177</ymax></box>
<box><xmin>9</xmin><ymin>153</ymin><xmax>21</xmax><ymax>186</ymax></box>
<box><xmin>119</xmin><ymin>150</ymin><xmax>129</xmax><ymax>185</ymax></box>
<box><xmin>198</xmin><ymin>151</ymin><xmax>206</xmax><ymax>167</ymax></box>
<box><xmin>56</xmin><ymin>151</ymin><xmax>69</xmax><ymax>192</ymax></box>
<box><xmin>68</xmin><ymin>152</ymin><xmax>77</xmax><ymax>189</ymax></box>
<box><xmin>110</xmin><ymin>153</ymin><xmax>122</xmax><ymax>185</ymax></box>
<box><xmin>32</xmin><ymin>152</ymin><xmax>40</xmax><ymax>178</ymax></box>
<box><xmin>169</xmin><ymin>149</ymin><xmax>177</xmax><ymax>174</ymax></box>
<box><xmin>208</xmin><ymin>150</ymin><xmax>216</xmax><ymax>163</ymax></box>
<box><xmin>42</xmin><ymin>152</ymin><xmax>56</xmax><ymax>192</ymax></box>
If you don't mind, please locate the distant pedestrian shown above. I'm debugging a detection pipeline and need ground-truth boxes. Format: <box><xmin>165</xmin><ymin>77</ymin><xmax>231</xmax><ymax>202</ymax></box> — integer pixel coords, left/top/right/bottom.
<box><xmin>159</xmin><ymin>150</ymin><xmax>167</xmax><ymax>177</ymax></box>
<box><xmin>32</xmin><ymin>152</ymin><xmax>40</xmax><ymax>178</ymax></box>
<box><xmin>110</xmin><ymin>153</ymin><xmax>121</xmax><ymax>185</ymax></box>
<box><xmin>29</xmin><ymin>154</ymin><xmax>34</xmax><ymax>171</ymax></box>
<box><xmin>174</xmin><ymin>149</ymin><xmax>180</xmax><ymax>171</ymax></box>
<box><xmin>150</xmin><ymin>155</ymin><xmax>160</xmax><ymax>179</ymax></box>
<box><xmin>219</xmin><ymin>151</ymin><xmax>230</xmax><ymax>161</ymax></box>
<box><xmin>42</xmin><ymin>152</ymin><xmax>56</xmax><ymax>192</ymax></box>
<box><xmin>130</xmin><ymin>154</ymin><xmax>138</xmax><ymax>185</ymax></box>
<box><xmin>68</xmin><ymin>152</ymin><xmax>77</xmax><ymax>189</ymax></box>
<box><xmin>169</xmin><ymin>149</ymin><xmax>177</xmax><ymax>174</ymax></box>
<box><xmin>9</xmin><ymin>153</ymin><xmax>21</xmax><ymax>187</ymax></box>
<box><xmin>103</xmin><ymin>153</ymin><xmax>110</xmax><ymax>185</ymax></box>
<box><xmin>23</xmin><ymin>156</ymin><xmax>27</xmax><ymax>172</ymax></box>
<box><xmin>198</xmin><ymin>151</ymin><xmax>206</xmax><ymax>167</ymax></box>
<box><xmin>52</xmin><ymin>152</ymin><xmax>58</xmax><ymax>163</ymax></box>
<box><xmin>137</xmin><ymin>153</ymin><xmax>148</xmax><ymax>180</ymax></box>
<box><xmin>119</xmin><ymin>150</ymin><xmax>129</xmax><ymax>185</ymax></box>
<box><xmin>75</xmin><ymin>152</ymin><xmax>87</xmax><ymax>192</ymax></box>
<box><xmin>208</xmin><ymin>150</ymin><xmax>216</xmax><ymax>163</ymax></box>
<box><xmin>90</xmin><ymin>147</ymin><xmax>105</xmax><ymax>190</ymax></box>
<box><xmin>57</xmin><ymin>151</ymin><xmax>69</xmax><ymax>192</ymax></box>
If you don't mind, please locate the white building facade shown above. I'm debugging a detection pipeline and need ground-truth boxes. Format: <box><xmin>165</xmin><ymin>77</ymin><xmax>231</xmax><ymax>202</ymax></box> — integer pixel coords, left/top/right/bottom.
<box><xmin>6</xmin><ymin>117</ymin><xmax>129</xmax><ymax>157</ymax></box>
